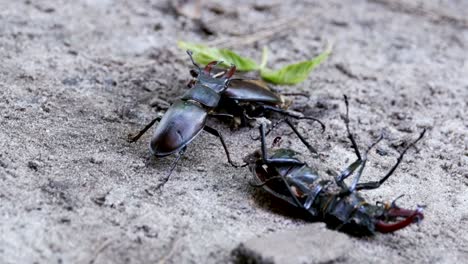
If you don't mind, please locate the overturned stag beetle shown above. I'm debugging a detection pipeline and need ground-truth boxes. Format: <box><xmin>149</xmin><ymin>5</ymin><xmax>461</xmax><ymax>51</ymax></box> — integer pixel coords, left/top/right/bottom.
<box><xmin>245</xmin><ymin>96</ymin><xmax>425</xmax><ymax>236</ymax></box>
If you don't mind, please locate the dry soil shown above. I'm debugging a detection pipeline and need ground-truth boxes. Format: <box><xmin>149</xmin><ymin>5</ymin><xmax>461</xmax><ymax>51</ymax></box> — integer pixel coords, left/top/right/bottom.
<box><xmin>1</xmin><ymin>0</ymin><xmax>467</xmax><ymax>263</ymax></box>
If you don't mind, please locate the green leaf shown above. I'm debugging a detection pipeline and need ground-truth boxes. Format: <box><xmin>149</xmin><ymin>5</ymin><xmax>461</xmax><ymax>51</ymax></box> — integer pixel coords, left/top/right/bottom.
<box><xmin>177</xmin><ymin>41</ymin><xmax>258</xmax><ymax>71</ymax></box>
<box><xmin>217</xmin><ymin>49</ymin><xmax>258</xmax><ymax>71</ymax></box>
<box><xmin>260</xmin><ymin>45</ymin><xmax>332</xmax><ymax>85</ymax></box>
<box><xmin>178</xmin><ymin>41</ymin><xmax>221</xmax><ymax>65</ymax></box>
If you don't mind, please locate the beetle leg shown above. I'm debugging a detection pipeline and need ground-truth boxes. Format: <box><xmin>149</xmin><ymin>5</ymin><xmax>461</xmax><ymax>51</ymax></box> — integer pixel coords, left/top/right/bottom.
<box><xmin>259</xmin><ymin>105</ymin><xmax>325</xmax><ymax>133</ymax></box>
<box><xmin>336</xmin><ymin>159</ymin><xmax>363</xmax><ymax>184</ymax></box>
<box><xmin>240</xmin><ymin>108</ymin><xmax>256</xmax><ymax>126</ymax></box>
<box><xmin>249</xmin><ymin>165</ymin><xmax>304</xmax><ymax>208</ymax></box>
<box><xmin>335</xmin><ymin>95</ymin><xmax>366</xmax><ymax>185</ymax></box>
<box><xmin>209</xmin><ymin>112</ymin><xmax>236</xmax><ymax>121</ymax></box>
<box><xmin>354</xmin><ymin>129</ymin><xmax>426</xmax><ymax>191</ymax></box>
<box><xmin>250</xmin><ymin>118</ymin><xmax>285</xmax><ymax>140</ymax></box>
<box><xmin>203</xmin><ymin>125</ymin><xmax>239</xmax><ymax>167</ymax></box>
<box><xmin>230</xmin><ymin>100</ymin><xmax>255</xmax><ymax>127</ymax></box>
<box><xmin>284</xmin><ymin>119</ymin><xmax>319</xmax><ymax>155</ymax></box>
<box><xmin>278</xmin><ymin>174</ymin><xmax>308</xmax><ymax>209</ymax></box>
<box><xmin>252</xmin><ymin>119</ymin><xmax>319</xmax><ymax>155</ymax></box>
<box><xmin>210</xmin><ymin>110</ymin><xmax>249</xmax><ymax>128</ymax></box>
<box><xmin>281</xmin><ymin>92</ymin><xmax>310</xmax><ymax>98</ymax></box>
<box><xmin>336</xmin><ymin>96</ymin><xmax>382</xmax><ymax>190</ymax></box>
<box><xmin>249</xmin><ymin>175</ymin><xmax>283</xmax><ymax>187</ymax></box>
<box><xmin>337</xmin><ymin>134</ymin><xmax>383</xmax><ymax>194</ymax></box>
<box><xmin>342</xmin><ymin>95</ymin><xmax>362</xmax><ymax>160</ymax></box>
<box><xmin>151</xmin><ymin>146</ymin><xmax>187</xmax><ymax>191</ymax></box>
<box><xmin>303</xmin><ymin>184</ymin><xmax>324</xmax><ymax>210</ymax></box>
<box><xmin>347</xmin><ymin>134</ymin><xmax>384</xmax><ymax>191</ymax></box>
<box><xmin>259</xmin><ymin>123</ymin><xmax>304</xmax><ymax>166</ymax></box>
<box><xmin>127</xmin><ymin>116</ymin><xmax>162</xmax><ymax>143</ymax></box>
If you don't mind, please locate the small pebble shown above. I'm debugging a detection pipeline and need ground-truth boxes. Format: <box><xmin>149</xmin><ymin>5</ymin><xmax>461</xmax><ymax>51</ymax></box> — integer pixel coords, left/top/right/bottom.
<box><xmin>376</xmin><ymin>147</ymin><xmax>388</xmax><ymax>156</ymax></box>
<box><xmin>89</xmin><ymin>156</ymin><xmax>104</xmax><ymax>164</ymax></box>
<box><xmin>27</xmin><ymin>160</ymin><xmax>42</xmax><ymax>171</ymax></box>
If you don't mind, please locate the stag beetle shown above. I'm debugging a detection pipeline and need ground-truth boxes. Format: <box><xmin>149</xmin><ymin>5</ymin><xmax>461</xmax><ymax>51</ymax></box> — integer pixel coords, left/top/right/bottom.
<box><xmin>188</xmin><ymin>69</ymin><xmax>325</xmax><ymax>130</ymax></box>
<box><xmin>245</xmin><ymin>96</ymin><xmax>425</xmax><ymax>236</ymax></box>
<box><xmin>130</xmin><ymin>51</ymin><xmax>324</xmax><ymax>189</ymax></box>
<box><xmin>128</xmin><ymin>51</ymin><xmax>239</xmax><ymax>190</ymax></box>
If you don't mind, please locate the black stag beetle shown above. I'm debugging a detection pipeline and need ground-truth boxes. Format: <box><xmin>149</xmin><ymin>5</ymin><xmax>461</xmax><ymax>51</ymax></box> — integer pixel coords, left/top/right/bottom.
<box><xmin>128</xmin><ymin>51</ymin><xmax>239</xmax><ymax>190</ymax></box>
<box><xmin>187</xmin><ymin>67</ymin><xmax>325</xmax><ymax>130</ymax></box>
<box><xmin>245</xmin><ymin>96</ymin><xmax>425</xmax><ymax>236</ymax></box>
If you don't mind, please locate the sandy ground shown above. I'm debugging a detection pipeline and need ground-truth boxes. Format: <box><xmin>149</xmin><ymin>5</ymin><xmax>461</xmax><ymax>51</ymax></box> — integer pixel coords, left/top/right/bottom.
<box><xmin>1</xmin><ymin>0</ymin><xmax>467</xmax><ymax>263</ymax></box>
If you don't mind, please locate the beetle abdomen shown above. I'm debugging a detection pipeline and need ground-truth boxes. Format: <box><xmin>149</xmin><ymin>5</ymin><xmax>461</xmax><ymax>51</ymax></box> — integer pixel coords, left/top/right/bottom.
<box><xmin>150</xmin><ymin>100</ymin><xmax>207</xmax><ymax>156</ymax></box>
<box><xmin>225</xmin><ymin>79</ymin><xmax>283</xmax><ymax>104</ymax></box>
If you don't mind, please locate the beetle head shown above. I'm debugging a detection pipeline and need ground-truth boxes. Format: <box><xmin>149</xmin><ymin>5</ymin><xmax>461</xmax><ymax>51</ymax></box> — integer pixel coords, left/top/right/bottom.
<box><xmin>186</xmin><ymin>50</ymin><xmax>237</xmax><ymax>93</ymax></box>
<box><xmin>324</xmin><ymin>194</ymin><xmax>379</xmax><ymax>236</ymax></box>
<box><xmin>325</xmin><ymin>194</ymin><xmax>423</xmax><ymax>236</ymax></box>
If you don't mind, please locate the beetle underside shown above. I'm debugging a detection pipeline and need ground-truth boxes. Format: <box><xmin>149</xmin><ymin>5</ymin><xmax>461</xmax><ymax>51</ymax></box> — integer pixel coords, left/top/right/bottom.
<box><xmin>246</xmin><ymin>96</ymin><xmax>425</xmax><ymax>236</ymax></box>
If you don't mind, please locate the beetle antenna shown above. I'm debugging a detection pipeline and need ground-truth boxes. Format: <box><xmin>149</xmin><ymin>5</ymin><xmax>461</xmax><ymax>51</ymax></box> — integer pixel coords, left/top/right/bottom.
<box><xmin>186</xmin><ymin>50</ymin><xmax>201</xmax><ymax>70</ymax></box>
